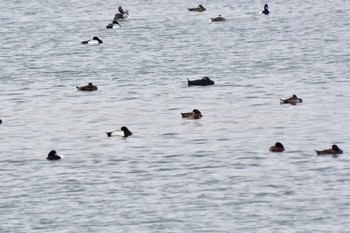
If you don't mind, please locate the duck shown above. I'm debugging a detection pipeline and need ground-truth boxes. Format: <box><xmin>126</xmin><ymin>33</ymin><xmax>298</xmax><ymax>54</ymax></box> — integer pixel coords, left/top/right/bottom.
<box><xmin>0</xmin><ymin>119</ymin><xmax>2</xmax><ymax>124</ymax></box>
<box><xmin>269</xmin><ymin>142</ymin><xmax>285</xmax><ymax>152</ymax></box>
<box><xmin>81</xmin><ymin>36</ymin><xmax>103</xmax><ymax>45</ymax></box>
<box><xmin>315</xmin><ymin>144</ymin><xmax>343</xmax><ymax>155</ymax></box>
<box><xmin>188</xmin><ymin>5</ymin><xmax>206</xmax><ymax>12</ymax></box>
<box><xmin>106</xmin><ymin>126</ymin><xmax>132</xmax><ymax>137</ymax></box>
<box><xmin>76</xmin><ymin>83</ymin><xmax>98</xmax><ymax>91</ymax></box>
<box><xmin>47</xmin><ymin>150</ymin><xmax>61</xmax><ymax>160</ymax></box>
<box><xmin>106</xmin><ymin>20</ymin><xmax>121</xmax><ymax>29</ymax></box>
<box><xmin>280</xmin><ymin>94</ymin><xmax>303</xmax><ymax>105</ymax></box>
<box><xmin>187</xmin><ymin>77</ymin><xmax>215</xmax><ymax>86</ymax></box>
<box><xmin>211</xmin><ymin>15</ymin><xmax>226</xmax><ymax>22</ymax></box>
<box><xmin>114</xmin><ymin>6</ymin><xmax>129</xmax><ymax>20</ymax></box>
<box><xmin>181</xmin><ymin>109</ymin><xmax>203</xmax><ymax>119</ymax></box>
<box><xmin>261</xmin><ymin>4</ymin><xmax>270</xmax><ymax>15</ymax></box>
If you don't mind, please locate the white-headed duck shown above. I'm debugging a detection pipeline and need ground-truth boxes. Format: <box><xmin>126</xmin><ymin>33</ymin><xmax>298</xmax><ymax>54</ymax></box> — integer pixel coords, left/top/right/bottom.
<box><xmin>269</xmin><ymin>142</ymin><xmax>285</xmax><ymax>152</ymax></box>
<box><xmin>181</xmin><ymin>109</ymin><xmax>203</xmax><ymax>119</ymax></box>
<box><xmin>188</xmin><ymin>5</ymin><xmax>206</xmax><ymax>12</ymax></box>
<box><xmin>211</xmin><ymin>15</ymin><xmax>226</xmax><ymax>22</ymax></box>
<box><xmin>106</xmin><ymin>126</ymin><xmax>132</xmax><ymax>137</ymax></box>
<box><xmin>81</xmin><ymin>36</ymin><xmax>103</xmax><ymax>45</ymax></box>
<box><xmin>280</xmin><ymin>94</ymin><xmax>303</xmax><ymax>105</ymax></box>
<box><xmin>315</xmin><ymin>144</ymin><xmax>343</xmax><ymax>155</ymax></box>
<box><xmin>47</xmin><ymin>150</ymin><xmax>61</xmax><ymax>160</ymax></box>
<box><xmin>76</xmin><ymin>83</ymin><xmax>98</xmax><ymax>91</ymax></box>
<box><xmin>261</xmin><ymin>4</ymin><xmax>270</xmax><ymax>15</ymax></box>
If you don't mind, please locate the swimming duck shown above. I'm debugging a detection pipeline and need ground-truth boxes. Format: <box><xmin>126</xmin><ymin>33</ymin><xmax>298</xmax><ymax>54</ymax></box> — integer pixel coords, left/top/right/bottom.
<box><xmin>114</xmin><ymin>6</ymin><xmax>129</xmax><ymax>20</ymax></box>
<box><xmin>188</xmin><ymin>5</ymin><xmax>206</xmax><ymax>12</ymax></box>
<box><xmin>47</xmin><ymin>150</ymin><xmax>61</xmax><ymax>160</ymax></box>
<box><xmin>106</xmin><ymin>20</ymin><xmax>121</xmax><ymax>29</ymax></box>
<box><xmin>261</xmin><ymin>4</ymin><xmax>270</xmax><ymax>15</ymax></box>
<box><xmin>0</xmin><ymin>119</ymin><xmax>2</xmax><ymax>124</ymax></box>
<box><xmin>269</xmin><ymin>142</ymin><xmax>285</xmax><ymax>152</ymax></box>
<box><xmin>181</xmin><ymin>109</ymin><xmax>203</xmax><ymax>119</ymax></box>
<box><xmin>188</xmin><ymin>77</ymin><xmax>215</xmax><ymax>86</ymax></box>
<box><xmin>106</xmin><ymin>126</ymin><xmax>133</xmax><ymax>137</ymax></box>
<box><xmin>211</xmin><ymin>15</ymin><xmax>226</xmax><ymax>22</ymax></box>
<box><xmin>280</xmin><ymin>94</ymin><xmax>303</xmax><ymax>105</ymax></box>
<box><xmin>315</xmin><ymin>144</ymin><xmax>343</xmax><ymax>155</ymax></box>
<box><xmin>76</xmin><ymin>83</ymin><xmax>98</xmax><ymax>91</ymax></box>
<box><xmin>81</xmin><ymin>36</ymin><xmax>103</xmax><ymax>45</ymax></box>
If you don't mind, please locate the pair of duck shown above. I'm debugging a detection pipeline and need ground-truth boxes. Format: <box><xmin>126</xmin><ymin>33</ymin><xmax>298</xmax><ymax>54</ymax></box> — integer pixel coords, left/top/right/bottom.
<box><xmin>269</xmin><ymin>142</ymin><xmax>343</xmax><ymax>155</ymax></box>
<box><xmin>188</xmin><ymin>5</ymin><xmax>225</xmax><ymax>22</ymax></box>
<box><xmin>106</xmin><ymin>6</ymin><xmax>129</xmax><ymax>29</ymax></box>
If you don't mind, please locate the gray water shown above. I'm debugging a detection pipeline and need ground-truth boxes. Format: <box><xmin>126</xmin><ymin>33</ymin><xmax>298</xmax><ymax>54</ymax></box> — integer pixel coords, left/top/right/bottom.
<box><xmin>1</xmin><ymin>0</ymin><xmax>350</xmax><ymax>232</ymax></box>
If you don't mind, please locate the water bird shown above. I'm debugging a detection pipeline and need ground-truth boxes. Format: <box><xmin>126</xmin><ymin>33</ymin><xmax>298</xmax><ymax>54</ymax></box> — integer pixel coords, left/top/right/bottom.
<box><xmin>261</xmin><ymin>4</ymin><xmax>270</xmax><ymax>15</ymax></box>
<box><xmin>76</xmin><ymin>83</ymin><xmax>98</xmax><ymax>91</ymax></box>
<box><xmin>211</xmin><ymin>15</ymin><xmax>226</xmax><ymax>22</ymax></box>
<box><xmin>81</xmin><ymin>36</ymin><xmax>103</xmax><ymax>45</ymax></box>
<box><xmin>0</xmin><ymin>119</ymin><xmax>2</xmax><ymax>124</ymax></box>
<box><xmin>47</xmin><ymin>150</ymin><xmax>61</xmax><ymax>160</ymax></box>
<box><xmin>106</xmin><ymin>126</ymin><xmax>132</xmax><ymax>137</ymax></box>
<box><xmin>187</xmin><ymin>77</ymin><xmax>215</xmax><ymax>86</ymax></box>
<box><xmin>280</xmin><ymin>94</ymin><xmax>303</xmax><ymax>105</ymax></box>
<box><xmin>269</xmin><ymin>142</ymin><xmax>285</xmax><ymax>152</ymax></box>
<box><xmin>181</xmin><ymin>109</ymin><xmax>203</xmax><ymax>119</ymax></box>
<box><xmin>114</xmin><ymin>6</ymin><xmax>129</xmax><ymax>20</ymax></box>
<box><xmin>315</xmin><ymin>144</ymin><xmax>343</xmax><ymax>155</ymax></box>
<box><xmin>188</xmin><ymin>5</ymin><xmax>206</xmax><ymax>12</ymax></box>
<box><xmin>106</xmin><ymin>20</ymin><xmax>121</xmax><ymax>29</ymax></box>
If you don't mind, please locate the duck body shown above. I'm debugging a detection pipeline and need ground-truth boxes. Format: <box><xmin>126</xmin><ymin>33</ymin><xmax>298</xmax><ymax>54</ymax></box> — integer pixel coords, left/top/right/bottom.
<box><xmin>114</xmin><ymin>6</ymin><xmax>129</xmax><ymax>20</ymax></box>
<box><xmin>76</xmin><ymin>83</ymin><xmax>98</xmax><ymax>92</ymax></box>
<box><xmin>181</xmin><ymin>109</ymin><xmax>203</xmax><ymax>119</ymax></box>
<box><xmin>47</xmin><ymin>150</ymin><xmax>61</xmax><ymax>160</ymax></box>
<box><xmin>188</xmin><ymin>5</ymin><xmax>206</xmax><ymax>12</ymax></box>
<box><xmin>211</xmin><ymin>15</ymin><xmax>226</xmax><ymax>22</ymax></box>
<box><xmin>188</xmin><ymin>77</ymin><xmax>214</xmax><ymax>86</ymax></box>
<box><xmin>81</xmin><ymin>36</ymin><xmax>103</xmax><ymax>45</ymax></box>
<box><xmin>269</xmin><ymin>142</ymin><xmax>285</xmax><ymax>152</ymax></box>
<box><xmin>106</xmin><ymin>21</ymin><xmax>121</xmax><ymax>29</ymax></box>
<box><xmin>106</xmin><ymin>126</ymin><xmax>132</xmax><ymax>137</ymax></box>
<box><xmin>261</xmin><ymin>4</ymin><xmax>270</xmax><ymax>15</ymax></box>
<box><xmin>280</xmin><ymin>94</ymin><xmax>303</xmax><ymax>105</ymax></box>
<box><xmin>315</xmin><ymin>145</ymin><xmax>343</xmax><ymax>155</ymax></box>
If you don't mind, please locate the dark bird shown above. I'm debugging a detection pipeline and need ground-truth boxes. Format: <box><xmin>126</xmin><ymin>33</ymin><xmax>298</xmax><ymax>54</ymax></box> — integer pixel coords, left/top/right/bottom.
<box><xmin>188</xmin><ymin>77</ymin><xmax>215</xmax><ymax>86</ymax></box>
<box><xmin>76</xmin><ymin>83</ymin><xmax>98</xmax><ymax>92</ymax></box>
<box><xmin>315</xmin><ymin>145</ymin><xmax>343</xmax><ymax>155</ymax></box>
<box><xmin>269</xmin><ymin>142</ymin><xmax>285</xmax><ymax>152</ymax></box>
<box><xmin>181</xmin><ymin>109</ymin><xmax>203</xmax><ymax>119</ymax></box>
<box><xmin>47</xmin><ymin>150</ymin><xmax>61</xmax><ymax>160</ymax></box>
<box><xmin>280</xmin><ymin>94</ymin><xmax>303</xmax><ymax>105</ymax></box>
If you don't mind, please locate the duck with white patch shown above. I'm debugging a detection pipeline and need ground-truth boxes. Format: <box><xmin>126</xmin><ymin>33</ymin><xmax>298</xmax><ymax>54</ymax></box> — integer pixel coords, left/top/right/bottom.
<box><xmin>106</xmin><ymin>126</ymin><xmax>132</xmax><ymax>137</ymax></box>
<box><xmin>106</xmin><ymin>20</ymin><xmax>121</xmax><ymax>29</ymax></box>
<box><xmin>261</xmin><ymin>4</ymin><xmax>270</xmax><ymax>15</ymax></box>
<box><xmin>81</xmin><ymin>36</ymin><xmax>103</xmax><ymax>45</ymax></box>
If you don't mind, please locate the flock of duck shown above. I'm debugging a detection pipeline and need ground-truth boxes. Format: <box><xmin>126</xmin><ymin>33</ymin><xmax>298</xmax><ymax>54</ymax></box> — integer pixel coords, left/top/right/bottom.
<box><xmin>1</xmin><ymin>4</ymin><xmax>342</xmax><ymax>160</ymax></box>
